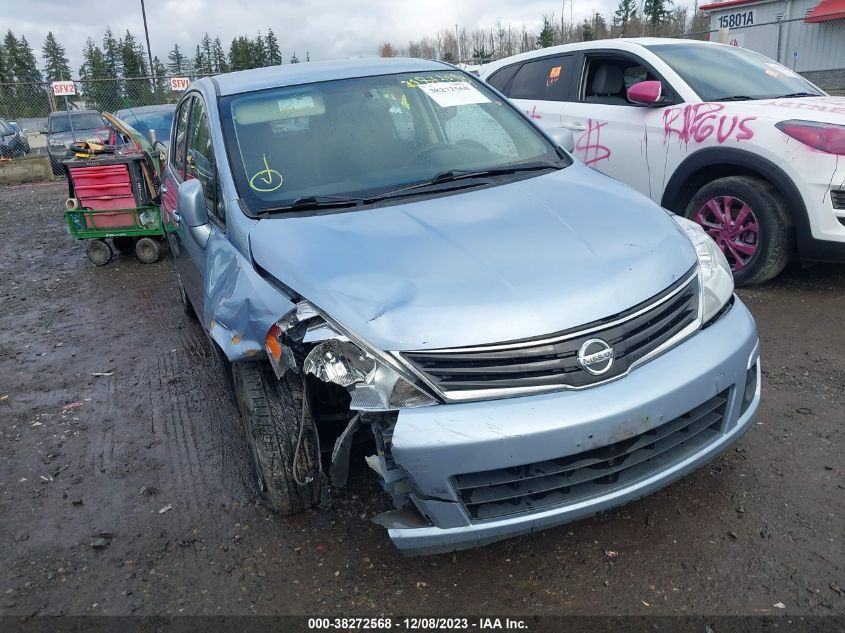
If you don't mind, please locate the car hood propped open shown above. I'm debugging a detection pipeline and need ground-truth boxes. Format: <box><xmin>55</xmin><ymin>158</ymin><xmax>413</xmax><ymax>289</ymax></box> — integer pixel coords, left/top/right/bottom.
<box><xmin>249</xmin><ymin>163</ymin><xmax>697</xmax><ymax>351</ymax></box>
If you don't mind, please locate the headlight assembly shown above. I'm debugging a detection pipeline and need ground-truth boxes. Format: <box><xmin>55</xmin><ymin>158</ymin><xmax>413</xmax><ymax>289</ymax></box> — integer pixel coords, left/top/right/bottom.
<box><xmin>264</xmin><ymin>302</ymin><xmax>438</xmax><ymax>411</ymax></box>
<box><xmin>673</xmin><ymin>215</ymin><xmax>735</xmax><ymax>323</ymax></box>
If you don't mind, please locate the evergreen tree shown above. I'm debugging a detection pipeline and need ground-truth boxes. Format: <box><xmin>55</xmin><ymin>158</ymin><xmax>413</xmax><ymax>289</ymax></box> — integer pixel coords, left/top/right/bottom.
<box><xmin>251</xmin><ymin>33</ymin><xmax>268</xmax><ymax>67</ymax></box>
<box><xmin>6</xmin><ymin>33</ymin><xmax>49</xmax><ymax>116</ymax></box>
<box><xmin>289</xmin><ymin>51</ymin><xmax>300</xmax><ymax>64</ymax></box>
<box><xmin>613</xmin><ymin>0</ymin><xmax>638</xmax><ymax>35</ymax></box>
<box><xmin>213</xmin><ymin>37</ymin><xmax>229</xmax><ymax>73</ymax></box>
<box><xmin>580</xmin><ymin>19</ymin><xmax>594</xmax><ymax>41</ymax></box>
<box><xmin>121</xmin><ymin>30</ymin><xmax>152</xmax><ymax>107</ymax></box>
<box><xmin>201</xmin><ymin>33</ymin><xmax>214</xmax><ymax>71</ymax></box>
<box><xmin>265</xmin><ymin>29</ymin><xmax>282</xmax><ymax>65</ymax></box>
<box><xmin>0</xmin><ymin>32</ymin><xmax>19</xmax><ymax>117</ymax></box>
<box><xmin>42</xmin><ymin>32</ymin><xmax>71</xmax><ymax>81</ymax></box>
<box><xmin>536</xmin><ymin>15</ymin><xmax>556</xmax><ymax>48</ymax></box>
<box><xmin>228</xmin><ymin>36</ymin><xmax>253</xmax><ymax>71</ymax></box>
<box><xmin>79</xmin><ymin>37</ymin><xmax>113</xmax><ymax>113</ymax></box>
<box><xmin>102</xmin><ymin>27</ymin><xmax>122</xmax><ymax>77</ymax></box>
<box><xmin>152</xmin><ymin>55</ymin><xmax>168</xmax><ymax>100</ymax></box>
<box><xmin>193</xmin><ymin>44</ymin><xmax>206</xmax><ymax>76</ymax></box>
<box><xmin>643</xmin><ymin>0</ymin><xmax>672</xmax><ymax>31</ymax></box>
<box><xmin>167</xmin><ymin>43</ymin><xmax>186</xmax><ymax>75</ymax></box>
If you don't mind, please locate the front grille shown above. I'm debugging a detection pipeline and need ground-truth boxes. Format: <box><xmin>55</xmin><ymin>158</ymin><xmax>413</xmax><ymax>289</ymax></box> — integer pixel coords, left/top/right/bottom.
<box><xmin>402</xmin><ymin>269</ymin><xmax>699</xmax><ymax>394</ymax></box>
<box><xmin>831</xmin><ymin>189</ymin><xmax>845</xmax><ymax>210</ymax></box>
<box><xmin>454</xmin><ymin>391</ymin><xmax>729</xmax><ymax>521</ymax></box>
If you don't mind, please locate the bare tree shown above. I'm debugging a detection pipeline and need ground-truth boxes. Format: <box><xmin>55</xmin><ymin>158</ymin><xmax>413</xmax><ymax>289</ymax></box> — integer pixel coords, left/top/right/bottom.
<box><xmin>379</xmin><ymin>42</ymin><xmax>397</xmax><ymax>57</ymax></box>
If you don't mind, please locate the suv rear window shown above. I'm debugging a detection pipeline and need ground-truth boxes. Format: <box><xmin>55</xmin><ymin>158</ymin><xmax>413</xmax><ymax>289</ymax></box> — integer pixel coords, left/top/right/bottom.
<box><xmin>49</xmin><ymin>113</ymin><xmax>105</xmax><ymax>133</ymax></box>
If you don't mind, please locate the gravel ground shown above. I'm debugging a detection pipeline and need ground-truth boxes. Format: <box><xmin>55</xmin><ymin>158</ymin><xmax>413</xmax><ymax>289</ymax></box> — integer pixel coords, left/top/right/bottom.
<box><xmin>0</xmin><ymin>181</ymin><xmax>843</xmax><ymax>618</ymax></box>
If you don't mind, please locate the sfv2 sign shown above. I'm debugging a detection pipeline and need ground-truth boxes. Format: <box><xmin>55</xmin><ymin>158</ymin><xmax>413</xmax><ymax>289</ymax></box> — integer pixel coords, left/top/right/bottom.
<box><xmin>51</xmin><ymin>81</ymin><xmax>76</xmax><ymax>96</ymax></box>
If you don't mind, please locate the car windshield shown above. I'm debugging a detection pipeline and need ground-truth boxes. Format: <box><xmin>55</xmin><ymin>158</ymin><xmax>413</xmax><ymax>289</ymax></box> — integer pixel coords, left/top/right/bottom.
<box><xmin>645</xmin><ymin>43</ymin><xmax>823</xmax><ymax>101</ymax></box>
<box><xmin>50</xmin><ymin>113</ymin><xmax>105</xmax><ymax>133</ymax></box>
<box><xmin>220</xmin><ymin>70</ymin><xmax>567</xmax><ymax>212</ymax></box>
<box><xmin>115</xmin><ymin>109</ymin><xmax>174</xmax><ymax>143</ymax></box>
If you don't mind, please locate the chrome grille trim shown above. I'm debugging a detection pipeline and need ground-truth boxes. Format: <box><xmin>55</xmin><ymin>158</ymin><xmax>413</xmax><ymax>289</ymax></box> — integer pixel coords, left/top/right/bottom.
<box><xmin>395</xmin><ymin>267</ymin><xmax>702</xmax><ymax>403</ymax></box>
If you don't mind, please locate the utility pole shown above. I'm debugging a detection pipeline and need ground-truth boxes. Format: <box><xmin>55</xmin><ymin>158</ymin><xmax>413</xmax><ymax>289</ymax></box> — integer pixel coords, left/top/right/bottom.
<box><xmin>140</xmin><ymin>0</ymin><xmax>155</xmax><ymax>87</ymax></box>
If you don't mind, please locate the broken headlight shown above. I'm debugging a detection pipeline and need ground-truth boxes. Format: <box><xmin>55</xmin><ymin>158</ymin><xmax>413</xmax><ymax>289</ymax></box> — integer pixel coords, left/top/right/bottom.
<box><xmin>673</xmin><ymin>215</ymin><xmax>734</xmax><ymax>324</ymax></box>
<box><xmin>264</xmin><ymin>302</ymin><xmax>438</xmax><ymax>411</ymax></box>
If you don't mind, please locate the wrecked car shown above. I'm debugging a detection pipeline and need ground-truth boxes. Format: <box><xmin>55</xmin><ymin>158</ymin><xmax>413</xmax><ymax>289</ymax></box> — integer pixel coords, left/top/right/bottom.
<box><xmin>161</xmin><ymin>58</ymin><xmax>761</xmax><ymax>555</ymax></box>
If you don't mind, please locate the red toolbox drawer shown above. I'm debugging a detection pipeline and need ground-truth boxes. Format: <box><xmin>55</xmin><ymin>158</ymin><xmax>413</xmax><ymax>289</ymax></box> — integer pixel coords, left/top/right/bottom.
<box><xmin>69</xmin><ymin>164</ymin><xmax>136</xmax><ymax>211</ymax></box>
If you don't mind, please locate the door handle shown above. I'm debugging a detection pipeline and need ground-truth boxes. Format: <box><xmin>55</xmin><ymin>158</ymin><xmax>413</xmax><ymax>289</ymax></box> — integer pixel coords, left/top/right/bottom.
<box><xmin>562</xmin><ymin>122</ymin><xmax>587</xmax><ymax>131</ymax></box>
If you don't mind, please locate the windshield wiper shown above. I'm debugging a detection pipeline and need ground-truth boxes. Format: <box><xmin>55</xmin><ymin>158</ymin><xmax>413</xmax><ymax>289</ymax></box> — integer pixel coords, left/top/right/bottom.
<box><xmin>256</xmin><ymin>195</ymin><xmax>369</xmax><ymax>214</ymax></box>
<box><xmin>773</xmin><ymin>92</ymin><xmax>820</xmax><ymax>99</ymax></box>
<box><xmin>371</xmin><ymin>162</ymin><xmax>564</xmax><ymax>201</ymax></box>
<box><xmin>712</xmin><ymin>95</ymin><xmax>755</xmax><ymax>101</ymax></box>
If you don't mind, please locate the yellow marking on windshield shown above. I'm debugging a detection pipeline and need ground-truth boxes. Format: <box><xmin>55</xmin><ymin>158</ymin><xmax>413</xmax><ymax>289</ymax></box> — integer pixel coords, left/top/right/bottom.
<box><xmin>248</xmin><ymin>154</ymin><xmax>284</xmax><ymax>193</ymax></box>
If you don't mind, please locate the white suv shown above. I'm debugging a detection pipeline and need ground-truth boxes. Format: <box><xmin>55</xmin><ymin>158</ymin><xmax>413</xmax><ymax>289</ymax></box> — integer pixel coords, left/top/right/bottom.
<box><xmin>480</xmin><ymin>38</ymin><xmax>845</xmax><ymax>285</ymax></box>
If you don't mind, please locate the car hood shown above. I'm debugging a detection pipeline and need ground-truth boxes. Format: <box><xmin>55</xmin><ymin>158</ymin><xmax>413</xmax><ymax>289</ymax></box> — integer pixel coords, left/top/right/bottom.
<box><xmin>249</xmin><ymin>163</ymin><xmax>697</xmax><ymax>351</ymax></box>
<box><xmin>733</xmin><ymin>95</ymin><xmax>845</xmax><ymax>124</ymax></box>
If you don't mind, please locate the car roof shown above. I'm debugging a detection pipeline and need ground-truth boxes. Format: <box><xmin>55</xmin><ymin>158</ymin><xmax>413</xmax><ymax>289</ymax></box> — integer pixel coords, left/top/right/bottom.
<box><xmin>479</xmin><ymin>37</ymin><xmax>719</xmax><ymax>73</ymax></box>
<box><xmin>211</xmin><ymin>57</ymin><xmax>455</xmax><ymax>96</ymax></box>
<box><xmin>48</xmin><ymin>109</ymin><xmax>102</xmax><ymax>117</ymax></box>
<box><xmin>114</xmin><ymin>104</ymin><xmax>176</xmax><ymax>116</ymax></box>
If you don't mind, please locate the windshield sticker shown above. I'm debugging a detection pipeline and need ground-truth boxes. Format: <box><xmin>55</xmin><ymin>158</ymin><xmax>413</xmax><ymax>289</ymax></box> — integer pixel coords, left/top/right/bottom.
<box><xmin>277</xmin><ymin>94</ymin><xmax>319</xmax><ymax>115</ymax></box>
<box><xmin>547</xmin><ymin>66</ymin><xmax>562</xmax><ymax>87</ymax></box>
<box><xmin>418</xmin><ymin>82</ymin><xmax>490</xmax><ymax>108</ymax></box>
<box><xmin>400</xmin><ymin>72</ymin><xmax>467</xmax><ymax>88</ymax></box>
<box><xmin>765</xmin><ymin>62</ymin><xmax>799</xmax><ymax>79</ymax></box>
<box><xmin>248</xmin><ymin>154</ymin><xmax>284</xmax><ymax>193</ymax></box>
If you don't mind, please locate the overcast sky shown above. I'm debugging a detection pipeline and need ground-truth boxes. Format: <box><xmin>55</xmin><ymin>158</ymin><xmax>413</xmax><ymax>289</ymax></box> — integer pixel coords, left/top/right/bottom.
<box><xmin>3</xmin><ymin>0</ymin><xmax>694</xmax><ymax>75</ymax></box>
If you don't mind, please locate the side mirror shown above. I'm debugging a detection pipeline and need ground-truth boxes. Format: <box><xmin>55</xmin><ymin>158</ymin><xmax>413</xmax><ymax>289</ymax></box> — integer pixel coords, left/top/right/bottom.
<box><xmin>549</xmin><ymin>128</ymin><xmax>575</xmax><ymax>153</ymax></box>
<box><xmin>40</xmin><ymin>122</ymin><xmax>49</xmax><ymax>133</ymax></box>
<box><xmin>177</xmin><ymin>179</ymin><xmax>209</xmax><ymax>227</ymax></box>
<box><xmin>627</xmin><ymin>80</ymin><xmax>663</xmax><ymax>105</ymax></box>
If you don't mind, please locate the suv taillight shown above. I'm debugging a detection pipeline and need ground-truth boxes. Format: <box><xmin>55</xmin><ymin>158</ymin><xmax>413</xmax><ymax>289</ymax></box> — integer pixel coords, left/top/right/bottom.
<box><xmin>776</xmin><ymin>120</ymin><xmax>845</xmax><ymax>155</ymax></box>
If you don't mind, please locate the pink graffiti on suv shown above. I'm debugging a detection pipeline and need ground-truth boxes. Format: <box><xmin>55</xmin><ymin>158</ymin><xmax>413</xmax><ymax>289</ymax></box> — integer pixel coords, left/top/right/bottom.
<box><xmin>575</xmin><ymin>119</ymin><xmax>611</xmax><ymax>166</ymax></box>
<box><xmin>663</xmin><ymin>103</ymin><xmax>756</xmax><ymax>145</ymax></box>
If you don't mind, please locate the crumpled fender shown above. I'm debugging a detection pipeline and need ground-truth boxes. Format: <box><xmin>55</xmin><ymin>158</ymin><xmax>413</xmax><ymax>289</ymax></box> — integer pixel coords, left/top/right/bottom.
<box><xmin>203</xmin><ymin>232</ymin><xmax>294</xmax><ymax>362</ymax></box>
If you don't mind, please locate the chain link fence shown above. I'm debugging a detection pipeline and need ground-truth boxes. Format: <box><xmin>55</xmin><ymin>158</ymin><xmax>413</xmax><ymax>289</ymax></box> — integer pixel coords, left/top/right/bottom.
<box><xmin>1</xmin><ymin>19</ymin><xmax>842</xmax><ymax>160</ymax></box>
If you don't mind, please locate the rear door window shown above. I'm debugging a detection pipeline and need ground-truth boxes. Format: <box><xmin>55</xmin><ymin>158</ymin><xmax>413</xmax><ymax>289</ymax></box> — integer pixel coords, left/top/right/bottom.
<box><xmin>508</xmin><ymin>55</ymin><xmax>574</xmax><ymax>101</ymax></box>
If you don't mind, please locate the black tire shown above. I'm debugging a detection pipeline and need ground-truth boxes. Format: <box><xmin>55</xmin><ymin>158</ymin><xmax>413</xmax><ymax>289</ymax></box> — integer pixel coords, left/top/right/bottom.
<box><xmin>684</xmin><ymin>176</ymin><xmax>790</xmax><ymax>286</ymax></box>
<box><xmin>135</xmin><ymin>237</ymin><xmax>160</xmax><ymax>264</ymax></box>
<box><xmin>232</xmin><ymin>362</ymin><xmax>320</xmax><ymax>514</ymax></box>
<box><xmin>85</xmin><ymin>239</ymin><xmax>112</xmax><ymax>266</ymax></box>
<box><xmin>112</xmin><ymin>236</ymin><xmax>135</xmax><ymax>255</ymax></box>
<box><xmin>177</xmin><ymin>276</ymin><xmax>196</xmax><ymax>319</ymax></box>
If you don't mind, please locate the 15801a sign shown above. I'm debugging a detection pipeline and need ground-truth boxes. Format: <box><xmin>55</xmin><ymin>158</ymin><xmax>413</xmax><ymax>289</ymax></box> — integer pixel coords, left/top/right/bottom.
<box><xmin>718</xmin><ymin>9</ymin><xmax>755</xmax><ymax>28</ymax></box>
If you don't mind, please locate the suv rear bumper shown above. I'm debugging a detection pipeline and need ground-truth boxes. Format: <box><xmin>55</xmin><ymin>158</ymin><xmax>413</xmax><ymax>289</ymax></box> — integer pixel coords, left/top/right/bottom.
<box><xmin>387</xmin><ymin>297</ymin><xmax>760</xmax><ymax>556</ymax></box>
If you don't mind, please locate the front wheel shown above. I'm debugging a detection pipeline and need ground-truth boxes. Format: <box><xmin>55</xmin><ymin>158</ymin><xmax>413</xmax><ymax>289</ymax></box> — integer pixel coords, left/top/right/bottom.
<box><xmin>232</xmin><ymin>363</ymin><xmax>320</xmax><ymax>514</ymax></box>
<box><xmin>684</xmin><ymin>176</ymin><xmax>790</xmax><ymax>286</ymax></box>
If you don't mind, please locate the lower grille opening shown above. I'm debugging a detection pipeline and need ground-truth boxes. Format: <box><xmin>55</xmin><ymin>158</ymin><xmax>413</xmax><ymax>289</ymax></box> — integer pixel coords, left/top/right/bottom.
<box><xmin>453</xmin><ymin>390</ymin><xmax>730</xmax><ymax>522</ymax></box>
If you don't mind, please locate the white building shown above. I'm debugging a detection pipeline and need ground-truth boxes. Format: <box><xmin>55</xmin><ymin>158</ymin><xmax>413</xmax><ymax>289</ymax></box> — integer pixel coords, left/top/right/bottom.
<box><xmin>699</xmin><ymin>0</ymin><xmax>845</xmax><ymax>89</ymax></box>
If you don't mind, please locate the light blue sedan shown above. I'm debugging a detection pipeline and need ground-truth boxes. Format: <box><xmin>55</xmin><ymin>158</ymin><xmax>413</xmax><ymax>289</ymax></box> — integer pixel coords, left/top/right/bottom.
<box><xmin>160</xmin><ymin>58</ymin><xmax>760</xmax><ymax>555</ymax></box>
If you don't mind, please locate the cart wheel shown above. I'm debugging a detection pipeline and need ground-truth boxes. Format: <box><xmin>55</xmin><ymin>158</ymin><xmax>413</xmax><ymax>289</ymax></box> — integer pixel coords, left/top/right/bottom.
<box><xmin>86</xmin><ymin>239</ymin><xmax>112</xmax><ymax>266</ymax></box>
<box><xmin>135</xmin><ymin>237</ymin><xmax>160</xmax><ymax>264</ymax></box>
<box><xmin>112</xmin><ymin>236</ymin><xmax>135</xmax><ymax>255</ymax></box>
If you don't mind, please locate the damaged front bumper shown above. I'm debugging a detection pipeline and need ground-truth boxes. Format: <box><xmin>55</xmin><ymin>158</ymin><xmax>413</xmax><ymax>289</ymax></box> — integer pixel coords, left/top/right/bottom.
<box><xmin>383</xmin><ymin>297</ymin><xmax>760</xmax><ymax>556</ymax></box>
